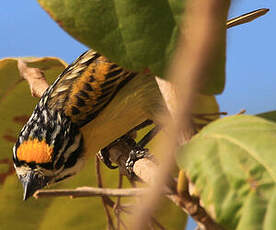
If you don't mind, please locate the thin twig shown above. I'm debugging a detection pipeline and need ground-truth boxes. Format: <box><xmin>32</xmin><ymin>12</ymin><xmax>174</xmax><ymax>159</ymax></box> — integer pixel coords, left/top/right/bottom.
<box><xmin>95</xmin><ymin>157</ymin><xmax>115</xmax><ymax>230</ymax></box>
<box><xmin>151</xmin><ymin>217</ymin><xmax>166</xmax><ymax>230</ymax></box>
<box><xmin>34</xmin><ymin>187</ymin><xmax>163</xmax><ymax>198</ymax></box>
<box><xmin>192</xmin><ymin>112</ymin><xmax>227</xmax><ymax>123</ymax></box>
<box><xmin>115</xmin><ymin>172</ymin><xmax>124</xmax><ymax>230</ymax></box>
<box><xmin>120</xmin><ymin>219</ymin><xmax>129</xmax><ymax>230</ymax></box>
<box><xmin>236</xmin><ymin>109</ymin><xmax>246</xmax><ymax>115</ymax></box>
<box><xmin>105</xmin><ymin>133</ymin><xmax>221</xmax><ymax>229</ymax></box>
<box><xmin>96</xmin><ymin>156</ymin><xmax>116</xmax><ymax>206</ymax></box>
<box><xmin>134</xmin><ymin>158</ymin><xmax>222</xmax><ymax>229</ymax></box>
<box><xmin>148</xmin><ymin>221</ymin><xmax>156</xmax><ymax>230</ymax></box>
<box><xmin>226</xmin><ymin>8</ymin><xmax>269</xmax><ymax>28</ymax></box>
<box><xmin>193</xmin><ymin>112</ymin><xmax>227</xmax><ymax>116</ymax></box>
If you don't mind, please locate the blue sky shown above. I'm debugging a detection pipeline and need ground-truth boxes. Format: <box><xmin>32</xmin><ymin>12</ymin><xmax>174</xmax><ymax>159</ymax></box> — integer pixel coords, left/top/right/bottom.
<box><xmin>222</xmin><ymin>0</ymin><xmax>276</xmax><ymax>115</ymax></box>
<box><xmin>1</xmin><ymin>1</ymin><xmax>275</xmax><ymax>229</ymax></box>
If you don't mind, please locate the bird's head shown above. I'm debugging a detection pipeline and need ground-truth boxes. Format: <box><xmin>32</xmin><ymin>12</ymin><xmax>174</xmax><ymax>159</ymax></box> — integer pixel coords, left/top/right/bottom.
<box><xmin>13</xmin><ymin>108</ymin><xmax>85</xmax><ymax>200</ymax></box>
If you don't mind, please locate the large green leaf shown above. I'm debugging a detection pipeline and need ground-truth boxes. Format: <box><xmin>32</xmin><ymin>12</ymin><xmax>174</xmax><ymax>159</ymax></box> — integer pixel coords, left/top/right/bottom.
<box><xmin>177</xmin><ymin>115</ymin><xmax>276</xmax><ymax>230</ymax></box>
<box><xmin>37</xmin><ymin>0</ymin><xmax>227</xmax><ymax>95</ymax></box>
<box><xmin>0</xmin><ymin>57</ymin><xmax>186</xmax><ymax>229</ymax></box>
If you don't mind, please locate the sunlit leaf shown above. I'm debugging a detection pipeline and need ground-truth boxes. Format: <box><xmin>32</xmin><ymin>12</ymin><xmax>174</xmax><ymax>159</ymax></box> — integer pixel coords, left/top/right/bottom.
<box><xmin>178</xmin><ymin>115</ymin><xmax>276</xmax><ymax>230</ymax></box>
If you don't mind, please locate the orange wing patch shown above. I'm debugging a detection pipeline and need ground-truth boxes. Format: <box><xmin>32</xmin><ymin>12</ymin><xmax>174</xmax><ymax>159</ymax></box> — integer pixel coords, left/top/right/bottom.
<box><xmin>17</xmin><ymin>139</ymin><xmax>53</xmax><ymax>163</ymax></box>
<box><xmin>50</xmin><ymin>50</ymin><xmax>134</xmax><ymax>126</ymax></box>
<box><xmin>64</xmin><ymin>57</ymin><xmax>112</xmax><ymax>122</ymax></box>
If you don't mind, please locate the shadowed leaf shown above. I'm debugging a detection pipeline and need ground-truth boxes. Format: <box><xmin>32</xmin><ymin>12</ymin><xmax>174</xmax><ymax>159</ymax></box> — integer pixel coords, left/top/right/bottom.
<box><xmin>37</xmin><ymin>0</ymin><xmax>226</xmax><ymax>95</ymax></box>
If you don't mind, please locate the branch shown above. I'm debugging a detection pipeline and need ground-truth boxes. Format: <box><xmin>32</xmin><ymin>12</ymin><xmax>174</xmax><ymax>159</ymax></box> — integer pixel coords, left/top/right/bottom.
<box><xmin>108</xmin><ymin>141</ymin><xmax>223</xmax><ymax>230</ymax></box>
<box><xmin>95</xmin><ymin>156</ymin><xmax>115</xmax><ymax>230</ymax></box>
<box><xmin>17</xmin><ymin>59</ymin><xmax>49</xmax><ymax>97</ymax></box>
<box><xmin>34</xmin><ymin>159</ymin><xmax>220</xmax><ymax>229</ymax></box>
<box><xmin>226</xmin><ymin>8</ymin><xmax>269</xmax><ymax>29</ymax></box>
<box><xmin>34</xmin><ymin>187</ymin><xmax>154</xmax><ymax>198</ymax></box>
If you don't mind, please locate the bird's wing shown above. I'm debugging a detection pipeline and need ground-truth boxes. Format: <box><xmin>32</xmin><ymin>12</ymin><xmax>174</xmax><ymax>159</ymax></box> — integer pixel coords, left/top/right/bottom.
<box><xmin>45</xmin><ymin>50</ymin><xmax>137</xmax><ymax>127</ymax></box>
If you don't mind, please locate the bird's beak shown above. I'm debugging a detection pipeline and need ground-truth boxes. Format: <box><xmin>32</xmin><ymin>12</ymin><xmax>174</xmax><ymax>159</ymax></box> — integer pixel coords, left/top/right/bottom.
<box><xmin>21</xmin><ymin>171</ymin><xmax>48</xmax><ymax>200</ymax></box>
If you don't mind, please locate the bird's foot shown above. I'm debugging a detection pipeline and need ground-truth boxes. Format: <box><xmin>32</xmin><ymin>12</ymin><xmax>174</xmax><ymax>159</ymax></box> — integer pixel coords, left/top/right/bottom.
<box><xmin>125</xmin><ymin>144</ymin><xmax>149</xmax><ymax>175</ymax></box>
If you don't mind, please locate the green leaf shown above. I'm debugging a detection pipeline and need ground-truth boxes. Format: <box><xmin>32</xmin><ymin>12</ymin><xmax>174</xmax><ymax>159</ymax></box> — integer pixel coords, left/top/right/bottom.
<box><xmin>37</xmin><ymin>0</ymin><xmax>227</xmax><ymax>95</ymax></box>
<box><xmin>177</xmin><ymin>115</ymin><xmax>276</xmax><ymax>230</ymax></box>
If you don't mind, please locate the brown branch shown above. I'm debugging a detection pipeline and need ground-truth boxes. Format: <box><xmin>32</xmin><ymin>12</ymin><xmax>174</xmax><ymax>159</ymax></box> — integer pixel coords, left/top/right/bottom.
<box><xmin>95</xmin><ymin>157</ymin><xmax>115</xmax><ymax>230</ymax></box>
<box><xmin>101</xmin><ymin>137</ymin><xmax>221</xmax><ymax>229</ymax></box>
<box><xmin>114</xmin><ymin>172</ymin><xmax>124</xmax><ymax>230</ymax></box>
<box><xmin>136</xmin><ymin>161</ymin><xmax>222</xmax><ymax>229</ymax></box>
<box><xmin>151</xmin><ymin>217</ymin><xmax>166</xmax><ymax>230</ymax></box>
<box><xmin>17</xmin><ymin>59</ymin><xmax>49</xmax><ymax>97</ymax></box>
<box><xmin>119</xmin><ymin>219</ymin><xmax>128</xmax><ymax>230</ymax></box>
<box><xmin>236</xmin><ymin>109</ymin><xmax>246</xmax><ymax>115</ymax></box>
<box><xmin>32</xmin><ymin>129</ymin><xmax>221</xmax><ymax>229</ymax></box>
<box><xmin>34</xmin><ymin>187</ymin><xmax>154</xmax><ymax>198</ymax></box>
<box><xmin>226</xmin><ymin>8</ymin><xmax>269</xmax><ymax>29</ymax></box>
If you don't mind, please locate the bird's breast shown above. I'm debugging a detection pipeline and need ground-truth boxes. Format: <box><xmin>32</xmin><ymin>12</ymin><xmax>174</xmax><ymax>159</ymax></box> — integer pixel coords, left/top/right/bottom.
<box><xmin>80</xmin><ymin>72</ymin><xmax>164</xmax><ymax>156</ymax></box>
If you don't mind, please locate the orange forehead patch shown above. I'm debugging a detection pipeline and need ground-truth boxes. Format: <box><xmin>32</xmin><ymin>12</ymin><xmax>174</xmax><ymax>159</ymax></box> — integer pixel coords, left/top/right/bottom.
<box><xmin>17</xmin><ymin>139</ymin><xmax>53</xmax><ymax>163</ymax></box>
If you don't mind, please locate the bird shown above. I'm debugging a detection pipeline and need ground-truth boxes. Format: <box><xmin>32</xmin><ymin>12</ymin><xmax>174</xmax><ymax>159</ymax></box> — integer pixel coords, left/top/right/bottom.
<box><xmin>12</xmin><ymin>50</ymin><xmax>164</xmax><ymax>200</ymax></box>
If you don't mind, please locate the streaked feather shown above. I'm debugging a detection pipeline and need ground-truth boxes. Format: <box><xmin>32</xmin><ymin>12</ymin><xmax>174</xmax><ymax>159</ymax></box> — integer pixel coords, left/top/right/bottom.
<box><xmin>46</xmin><ymin>50</ymin><xmax>137</xmax><ymax>127</ymax></box>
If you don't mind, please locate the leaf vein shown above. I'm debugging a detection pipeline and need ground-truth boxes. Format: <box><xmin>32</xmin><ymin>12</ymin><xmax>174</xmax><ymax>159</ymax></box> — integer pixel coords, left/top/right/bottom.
<box><xmin>208</xmin><ymin>134</ymin><xmax>276</xmax><ymax>183</ymax></box>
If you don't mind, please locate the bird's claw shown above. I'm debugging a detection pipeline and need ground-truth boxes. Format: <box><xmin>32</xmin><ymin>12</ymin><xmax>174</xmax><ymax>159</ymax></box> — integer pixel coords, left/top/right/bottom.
<box><xmin>125</xmin><ymin>146</ymin><xmax>149</xmax><ymax>175</ymax></box>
